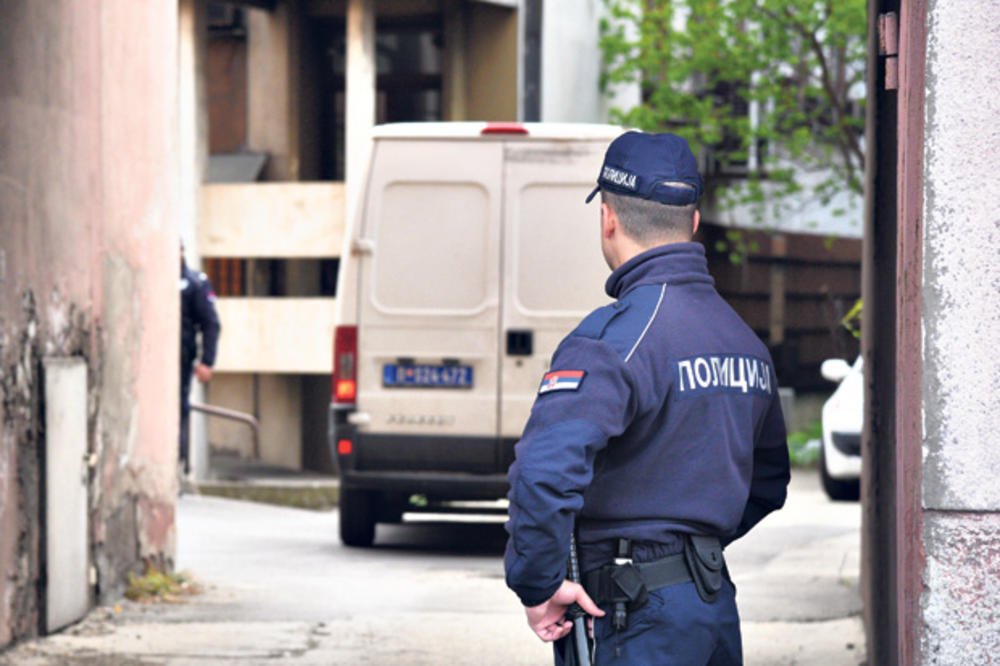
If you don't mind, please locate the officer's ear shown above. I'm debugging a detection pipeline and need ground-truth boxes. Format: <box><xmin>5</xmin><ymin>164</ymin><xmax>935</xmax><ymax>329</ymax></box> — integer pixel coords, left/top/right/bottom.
<box><xmin>692</xmin><ymin>209</ymin><xmax>700</xmax><ymax>236</ymax></box>
<box><xmin>601</xmin><ymin>202</ymin><xmax>618</xmax><ymax>239</ymax></box>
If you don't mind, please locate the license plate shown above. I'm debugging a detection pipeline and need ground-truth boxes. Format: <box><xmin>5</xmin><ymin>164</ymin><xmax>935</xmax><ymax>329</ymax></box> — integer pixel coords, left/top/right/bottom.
<box><xmin>383</xmin><ymin>364</ymin><xmax>473</xmax><ymax>388</ymax></box>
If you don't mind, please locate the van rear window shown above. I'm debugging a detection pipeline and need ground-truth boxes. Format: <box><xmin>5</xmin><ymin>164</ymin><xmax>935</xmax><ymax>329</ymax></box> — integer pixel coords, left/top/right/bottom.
<box><xmin>373</xmin><ymin>182</ymin><xmax>492</xmax><ymax>313</ymax></box>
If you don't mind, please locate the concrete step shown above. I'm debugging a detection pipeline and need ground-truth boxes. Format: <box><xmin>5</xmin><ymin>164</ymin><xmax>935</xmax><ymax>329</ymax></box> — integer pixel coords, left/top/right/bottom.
<box><xmin>186</xmin><ymin>458</ymin><xmax>339</xmax><ymax>511</ymax></box>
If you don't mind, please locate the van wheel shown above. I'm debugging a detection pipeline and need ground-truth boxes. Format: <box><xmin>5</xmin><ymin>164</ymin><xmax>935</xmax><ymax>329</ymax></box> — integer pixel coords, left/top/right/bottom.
<box><xmin>819</xmin><ymin>446</ymin><xmax>860</xmax><ymax>502</ymax></box>
<box><xmin>340</xmin><ymin>488</ymin><xmax>376</xmax><ymax>547</ymax></box>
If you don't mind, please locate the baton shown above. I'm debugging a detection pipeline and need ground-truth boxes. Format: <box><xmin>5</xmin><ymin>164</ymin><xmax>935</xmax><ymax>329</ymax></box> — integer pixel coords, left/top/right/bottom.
<box><xmin>567</xmin><ymin>532</ymin><xmax>591</xmax><ymax>666</ymax></box>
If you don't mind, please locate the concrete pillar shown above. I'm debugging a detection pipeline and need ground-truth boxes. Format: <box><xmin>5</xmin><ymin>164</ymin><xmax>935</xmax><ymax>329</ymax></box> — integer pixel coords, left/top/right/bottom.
<box><xmin>259</xmin><ymin>374</ymin><xmax>302</xmax><ymax>469</ymax></box>
<box><xmin>345</xmin><ymin>0</ymin><xmax>375</xmax><ymax>224</ymax></box>
<box><xmin>919</xmin><ymin>1</ymin><xmax>1000</xmax><ymax>662</ymax></box>
<box><xmin>537</xmin><ymin>0</ymin><xmax>641</xmax><ymax>123</ymax></box>
<box><xmin>178</xmin><ymin>0</ymin><xmax>211</xmax><ymax>481</ymax></box>
<box><xmin>442</xmin><ymin>0</ymin><xmax>468</xmax><ymax>121</ymax></box>
<box><xmin>465</xmin><ymin>3</ymin><xmax>519</xmax><ymax>121</ymax></box>
<box><xmin>179</xmin><ymin>0</ymin><xmax>208</xmax><ymax>252</ymax></box>
<box><xmin>247</xmin><ymin>1</ymin><xmax>302</xmax><ymax>181</ymax></box>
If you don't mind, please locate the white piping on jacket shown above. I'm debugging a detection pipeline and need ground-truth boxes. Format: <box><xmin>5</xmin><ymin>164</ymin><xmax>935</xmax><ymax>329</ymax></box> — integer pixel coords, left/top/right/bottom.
<box><xmin>624</xmin><ymin>283</ymin><xmax>666</xmax><ymax>364</ymax></box>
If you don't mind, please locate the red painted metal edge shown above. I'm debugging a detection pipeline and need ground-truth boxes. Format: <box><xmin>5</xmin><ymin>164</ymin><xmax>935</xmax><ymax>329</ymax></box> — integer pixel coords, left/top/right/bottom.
<box><xmin>895</xmin><ymin>0</ymin><xmax>928</xmax><ymax>663</ymax></box>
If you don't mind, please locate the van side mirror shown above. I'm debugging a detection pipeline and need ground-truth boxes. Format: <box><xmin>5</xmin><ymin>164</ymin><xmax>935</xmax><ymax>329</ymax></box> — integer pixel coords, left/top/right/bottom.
<box><xmin>820</xmin><ymin>358</ymin><xmax>852</xmax><ymax>383</ymax></box>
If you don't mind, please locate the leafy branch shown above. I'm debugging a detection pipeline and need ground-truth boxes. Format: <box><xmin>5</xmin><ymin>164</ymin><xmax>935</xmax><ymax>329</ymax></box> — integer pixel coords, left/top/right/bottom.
<box><xmin>600</xmin><ymin>0</ymin><xmax>867</xmax><ymax>218</ymax></box>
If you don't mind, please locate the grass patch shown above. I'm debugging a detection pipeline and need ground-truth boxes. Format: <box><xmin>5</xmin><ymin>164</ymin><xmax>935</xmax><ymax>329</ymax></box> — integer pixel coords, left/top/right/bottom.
<box><xmin>194</xmin><ymin>483</ymin><xmax>339</xmax><ymax>510</ymax></box>
<box><xmin>125</xmin><ymin>567</ymin><xmax>200</xmax><ymax>603</ymax></box>
<box><xmin>787</xmin><ymin>420</ymin><xmax>822</xmax><ymax>467</ymax></box>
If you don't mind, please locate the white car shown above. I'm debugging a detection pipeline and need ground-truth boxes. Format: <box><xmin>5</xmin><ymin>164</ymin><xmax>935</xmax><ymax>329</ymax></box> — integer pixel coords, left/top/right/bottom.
<box><xmin>819</xmin><ymin>356</ymin><xmax>863</xmax><ymax>501</ymax></box>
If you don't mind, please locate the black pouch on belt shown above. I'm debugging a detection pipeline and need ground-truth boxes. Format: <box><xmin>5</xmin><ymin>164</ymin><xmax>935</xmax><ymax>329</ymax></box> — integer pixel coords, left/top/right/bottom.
<box><xmin>609</xmin><ymin>563</ymin><xmax>648</xmax><ymax>631</ymax></box>
<box><xmin>682</xmin><ymin>534</ymin><xmax>724</xmax><ymax>603</ymax></box>
<box><xmin>610</xmin><ymin>563</ymin><xmax>649</xmax><ymax>611</ymax></box>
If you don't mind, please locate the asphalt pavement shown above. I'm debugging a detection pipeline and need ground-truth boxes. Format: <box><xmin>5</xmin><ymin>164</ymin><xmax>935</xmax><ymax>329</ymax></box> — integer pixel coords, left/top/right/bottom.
<box><xmin>1</xmin><ymin>467</ymin><xmax>865</xmax><ymax>665</ymax></box>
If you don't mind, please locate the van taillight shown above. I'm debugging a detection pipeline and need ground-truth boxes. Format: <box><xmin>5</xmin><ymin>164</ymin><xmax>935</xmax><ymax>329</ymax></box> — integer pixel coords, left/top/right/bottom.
<box><xmin>332</xmin><ymin>325</ymin><xmax>357</xmax><ymax>404</ymax></box>
<box><xmin>481</xmin><ymin>122</ymin><xmax>528</xmax><ymax>135</ymax></box>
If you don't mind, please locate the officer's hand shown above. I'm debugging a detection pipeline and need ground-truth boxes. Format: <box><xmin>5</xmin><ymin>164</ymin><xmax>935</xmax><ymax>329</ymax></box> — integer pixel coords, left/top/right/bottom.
<box><xmin>194</xmin><ymin>363</ymin><xmax>213</xmax><ymax>383</ymax></box>
<box><xmin>524</xmin><ymin>580</ymin><xmax>604</xmax><ymax>643</ymax></box>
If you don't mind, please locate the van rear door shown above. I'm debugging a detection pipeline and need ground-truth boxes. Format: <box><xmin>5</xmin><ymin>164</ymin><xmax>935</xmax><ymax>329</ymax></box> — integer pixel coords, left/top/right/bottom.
<box><xmin>354</xmin><ymin>138</ymin><xmax>503</xmax><ymax>473</ymax></box>
<box><xmin>499</xmin><ymin>139</ymin><xmax>613</xmax><ymax>450</ymax></box>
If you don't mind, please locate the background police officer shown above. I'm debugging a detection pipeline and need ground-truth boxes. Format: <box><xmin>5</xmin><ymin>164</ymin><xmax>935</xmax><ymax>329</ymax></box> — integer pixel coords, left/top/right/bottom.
<box><xmin>180</xmin><ymin>242</ymin><xmax>220</xmax><ymax>476</ymax></box>
<box><xmin>504</xmin><ymin>132</ymin><xmax>790</xmax><ymax>665</ymax></box>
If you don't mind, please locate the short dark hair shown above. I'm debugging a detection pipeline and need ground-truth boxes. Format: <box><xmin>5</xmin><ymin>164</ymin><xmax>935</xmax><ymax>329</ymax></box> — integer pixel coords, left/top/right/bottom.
<box><xmin>601</xmin><ymin>186</ymin><xmax>697</xmax><ymax>243</ymax></box>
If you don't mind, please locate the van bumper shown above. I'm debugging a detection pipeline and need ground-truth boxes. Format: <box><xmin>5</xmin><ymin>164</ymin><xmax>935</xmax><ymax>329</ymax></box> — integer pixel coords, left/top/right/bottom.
<box><xmin>330</xmin><ymin>405</ymin><xmax>514</xmax><ymax>501</ymax></box>
<box><xmin>338</xmin><ymin>470</ymin><xmax>509</xmax><ymax>499</ymax></box>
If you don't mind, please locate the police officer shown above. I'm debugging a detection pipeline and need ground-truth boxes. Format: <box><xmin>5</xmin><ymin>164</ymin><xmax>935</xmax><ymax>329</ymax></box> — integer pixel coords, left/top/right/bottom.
<box><xmin>180</xmin><ymin>242</ymin><xmax>221</xmax><ymax>476</ymax></box>
<box><xmin>504</xmin><ymin>132</ymin><xmax>790</xmax><ymax>665</ymax></box>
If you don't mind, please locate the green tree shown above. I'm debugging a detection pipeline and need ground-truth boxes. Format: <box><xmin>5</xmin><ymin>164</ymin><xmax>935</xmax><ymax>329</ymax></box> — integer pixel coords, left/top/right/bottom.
<box><xmin>600</xmin><ymin>0</ymin><xmax>867</xmax><ymax>220</ymax></box>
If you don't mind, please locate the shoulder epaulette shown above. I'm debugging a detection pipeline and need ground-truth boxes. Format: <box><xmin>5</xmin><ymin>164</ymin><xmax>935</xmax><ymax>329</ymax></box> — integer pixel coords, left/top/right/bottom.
<box><xmin>571</xmin><ymin>301</ymin><xmax>630</xmax><ymax>340</ymax></box>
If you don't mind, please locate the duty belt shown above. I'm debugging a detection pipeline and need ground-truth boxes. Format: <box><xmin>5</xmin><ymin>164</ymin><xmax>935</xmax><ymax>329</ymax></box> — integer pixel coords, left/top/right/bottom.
<box><xmin>583</xmin><ymin>552</ymin><xmax>691</xmax><ymax>603</ymax></box>
<box><xmin>581</xmin><ymin>535</ymin><xmax>727</xmax><ymax>631</ymax></box>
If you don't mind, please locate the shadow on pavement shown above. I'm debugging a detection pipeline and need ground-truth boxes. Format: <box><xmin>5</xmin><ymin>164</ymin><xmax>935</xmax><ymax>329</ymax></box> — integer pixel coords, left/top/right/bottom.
<box><xmin>374</xmin><ymin>518</ymin><xmax>509</xmax><ymax>556</ymax></box>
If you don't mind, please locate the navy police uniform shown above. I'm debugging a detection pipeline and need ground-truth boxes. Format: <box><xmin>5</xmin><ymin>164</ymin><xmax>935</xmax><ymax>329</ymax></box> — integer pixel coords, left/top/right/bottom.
<box><xmin>504</xmin><ymin>132</ymin><xmax>790</xmax><ymax>665</ymax></box>
<box><xmin>180</xmin><ymin>259</ymin><xmax>220</xmax><ymax>472</ymax></box>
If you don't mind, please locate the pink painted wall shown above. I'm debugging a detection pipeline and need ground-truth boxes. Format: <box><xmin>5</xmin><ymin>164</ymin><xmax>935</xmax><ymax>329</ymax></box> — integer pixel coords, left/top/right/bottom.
<box><xmin>0</xmin><ymin>0</ymin><xmax>179</xmax><ymax>647</ymax></box>
<box><xmin>95</xmin><ymin>0</ymin><xmax>180</xmax><ymax>561</ymax></box>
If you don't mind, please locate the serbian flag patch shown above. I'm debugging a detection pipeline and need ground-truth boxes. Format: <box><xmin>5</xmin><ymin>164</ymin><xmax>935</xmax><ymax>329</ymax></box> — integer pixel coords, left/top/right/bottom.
<box><xmin>538</xmin><ymin>370</ymin><xmax>586</xmax><ymax>394</ymax></box>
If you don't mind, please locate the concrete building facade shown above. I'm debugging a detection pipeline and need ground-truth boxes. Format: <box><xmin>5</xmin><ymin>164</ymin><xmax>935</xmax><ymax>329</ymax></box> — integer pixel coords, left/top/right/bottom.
<box><xmin>189</xmin><ymin>0</ymin><xmax>624</xmax><ymax>475</ymax></box>
<box><xmin>0</xmin><ymin>0</ymin><xmax>180</xmax><ymax>648</ymax></box>
<box><xmin>190</xmin><ymin>0</ymin><xmax>859</xmax><ymax>470</ymax></box>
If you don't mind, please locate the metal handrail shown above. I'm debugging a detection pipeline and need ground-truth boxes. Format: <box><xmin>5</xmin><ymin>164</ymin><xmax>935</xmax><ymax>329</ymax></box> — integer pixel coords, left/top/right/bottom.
<box><xmin>189</xmin><ymin>402</ymin><xmax>260</xmax><ymax>459</ymax></box>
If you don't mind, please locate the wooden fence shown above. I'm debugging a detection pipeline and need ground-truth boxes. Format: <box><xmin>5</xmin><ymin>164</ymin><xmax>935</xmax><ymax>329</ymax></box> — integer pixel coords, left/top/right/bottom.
<box><xmin>697</xmin><ymin>222</ymin><xmax>862</xmax><ymax>392</ymax></box>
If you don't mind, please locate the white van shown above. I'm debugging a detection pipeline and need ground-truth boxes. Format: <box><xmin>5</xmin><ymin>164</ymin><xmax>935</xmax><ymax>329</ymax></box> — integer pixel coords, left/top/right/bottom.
<box><xmin>331</xmin><ymin>122</ymin><xmax>623</xmax><ymax>546</ymax></box>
